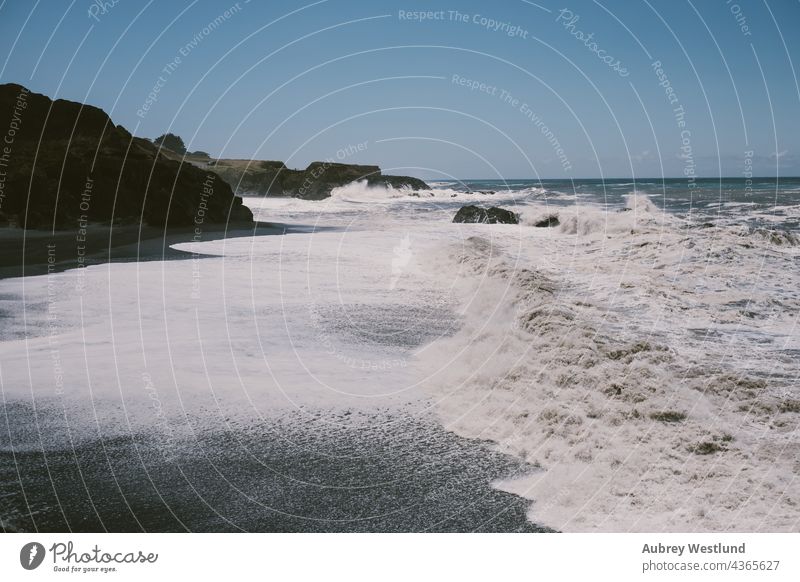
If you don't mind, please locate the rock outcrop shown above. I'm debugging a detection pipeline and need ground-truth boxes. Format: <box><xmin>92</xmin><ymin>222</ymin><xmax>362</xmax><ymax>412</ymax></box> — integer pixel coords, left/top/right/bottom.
<box><xmin>452</xmin><ymin>205</ymin><xmax>519</xmax><ymax>224</ymax></box>
<box><xmin>0</xmin><ymin>83</ymin><xmax>253</xmax><ymax>229</ymax></box>
<box><xmin>292</xmin><ymin>162</ymin><xmax>382</xmax><ymax>200</ymax></box>
<box><xmin>370</xmin><ymin>173</ymin><xmax>429</xmax><ymax>192</ymax></box>
<box><xmin>206</xmin><ymin>158</ymin><xmax>429</xmax><ymax>199</ymax></box>
<box><xmin>206</xmin><ymin>159</ymin><xmax>295</xmax><ymax>196</ymax></box>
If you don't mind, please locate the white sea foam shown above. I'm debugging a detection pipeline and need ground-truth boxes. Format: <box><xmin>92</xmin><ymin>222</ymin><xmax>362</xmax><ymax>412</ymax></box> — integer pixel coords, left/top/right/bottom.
<box><xmin>417</xmin><ymin>198</ymin><xmax>799</xmax><ymax>532</ymax></box>
<box><xmin>329</xmin><ymin>180</ymin><xmax>410</xmax><ymax>203</ymax></box>
<box><xmin>1</xmin><ymin>184</ymin><xmax>797</xmax><ymax>531</ymax></box>
<box><xmin>518</xmin><ymin>193</ymin><xmax>668</xmax><ymax>236</ymax></box>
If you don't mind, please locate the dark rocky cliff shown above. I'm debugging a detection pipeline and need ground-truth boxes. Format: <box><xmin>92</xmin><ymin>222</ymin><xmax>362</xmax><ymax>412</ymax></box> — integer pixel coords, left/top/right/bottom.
<box><xmin>207</xmin><ymin>158</ymin><xmax>429</xmax><ymax>200</ymax></box>
<box><xmin>0</xmin><ymin>84</ymin><xmax>253</xmax><ymax>229</ymax></box>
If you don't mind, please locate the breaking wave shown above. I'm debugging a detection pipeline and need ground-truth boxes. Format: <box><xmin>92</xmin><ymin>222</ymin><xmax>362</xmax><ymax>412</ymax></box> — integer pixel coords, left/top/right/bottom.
<box><xmin>329</xmin><ymin>180</ymin><xmax>410</xmax><ymax>203</ymax></box>
<box><xmin>417</xmin><ymin>195</ymin><xmax>800</xmax><ymax>532</ymax></box>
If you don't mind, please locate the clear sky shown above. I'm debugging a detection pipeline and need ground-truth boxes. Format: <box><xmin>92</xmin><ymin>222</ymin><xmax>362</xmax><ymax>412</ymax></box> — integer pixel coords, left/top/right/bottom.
<box><xmin>1</xmin><ymin>0</ymin><xmax>799</xmax><ymax>179</ymax></box>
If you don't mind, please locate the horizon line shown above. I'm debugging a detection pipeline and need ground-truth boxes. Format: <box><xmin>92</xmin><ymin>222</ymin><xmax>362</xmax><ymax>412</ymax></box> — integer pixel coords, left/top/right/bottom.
<box><xmin>427</xmin><ymin>176</ymin><xmax>800</xmax><ymax>181</ymax></box>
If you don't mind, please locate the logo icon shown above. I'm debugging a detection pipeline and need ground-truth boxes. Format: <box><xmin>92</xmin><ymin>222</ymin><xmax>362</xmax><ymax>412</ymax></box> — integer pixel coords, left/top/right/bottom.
<box><xmin>20</xmin><ymin>542</ymin><xmax>45</xmax><ymax>570</ymax></box>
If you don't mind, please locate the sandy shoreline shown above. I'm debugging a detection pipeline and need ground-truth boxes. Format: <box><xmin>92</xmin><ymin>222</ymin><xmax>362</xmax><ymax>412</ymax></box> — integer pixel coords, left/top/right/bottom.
<box><xmin>0</xmin><ymin>211</ymin><xmax>551</xmax><ymax>533</ymax></box>
<box><xmin>0</xmin><ymin>221</ymin><xmax>282</xmax><ymax>280</ymax></box>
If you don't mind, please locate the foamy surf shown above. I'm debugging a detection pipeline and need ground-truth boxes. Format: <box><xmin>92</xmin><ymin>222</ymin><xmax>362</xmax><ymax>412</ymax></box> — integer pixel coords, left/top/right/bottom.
<box><xmin>2</xmin><ymin>177</ymin><xmax>797</xmax><ymax>532</ymax></box>
<box><xmin>416</xmin><ymin>191</ymin><xmax>799</xmax><ymax>532</ymax></box>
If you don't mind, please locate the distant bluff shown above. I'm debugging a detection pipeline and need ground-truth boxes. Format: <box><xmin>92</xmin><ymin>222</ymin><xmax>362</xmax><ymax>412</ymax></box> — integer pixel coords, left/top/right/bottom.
<box><xmin>0</xmin><ymin>84</ymin><xmax>253</xmax><ymax>229</ymax></box>
<box><xmin>179</xmin><ymin>157</ymin><xmax>429</xmax><ymax>200</ymax></box>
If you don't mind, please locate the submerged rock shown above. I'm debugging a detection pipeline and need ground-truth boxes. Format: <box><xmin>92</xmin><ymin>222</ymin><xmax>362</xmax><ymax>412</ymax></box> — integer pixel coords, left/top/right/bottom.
<box><xmin>533</xmin><ymin>215</ymin><xmax>560</xmax><ymax>228</ymax></box>
<box><xmin>748</xmin><ymin>228</ymin><xmax>799</xmax><ymax>246</ymax></box>
<box><xmin>452</xmin><ymin>205</ymin><xmax>519</xmax><ymax>224</ymax></box>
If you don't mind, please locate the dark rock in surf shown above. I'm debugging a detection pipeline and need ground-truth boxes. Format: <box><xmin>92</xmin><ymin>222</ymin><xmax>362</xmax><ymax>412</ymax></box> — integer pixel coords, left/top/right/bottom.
<box><xmin>452</xmin><ymin>205</ymin><xmax>519</xmax><ymax>224</ymax></box>
<box><xmin>293</xmin><ymin>162</ymin><xmax>381</xmax><ymax>200</ymax></box>
<box><xmin>533</xmin><ymin>215</ymin><xmax>560</xmax><ymax>228</ymax></box>
<box><xmin>369</xmin><ymin>174</ymin><xmax>429</xmax><ymax>191</ymax></box>
<box><xmin>207</xmin><ymin>158</ymin><xmax>429</xmax><ymax>199</ymax></box>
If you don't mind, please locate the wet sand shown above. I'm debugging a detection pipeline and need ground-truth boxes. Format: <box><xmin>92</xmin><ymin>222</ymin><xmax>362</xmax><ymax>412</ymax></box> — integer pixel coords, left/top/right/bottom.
<box><xmin>0</xmin><ymin>222</ymin><xmax>280</xmax><ymax>280</ymax></box>
<box><xmin>0</xmin><ymin>219</ymin><xmax>552</xmax><ymax>533</ymax></box>
<box><xmin>0</xmin><ymin>402</ymin><xmax>550</xmax><ymax>533</ymax></box>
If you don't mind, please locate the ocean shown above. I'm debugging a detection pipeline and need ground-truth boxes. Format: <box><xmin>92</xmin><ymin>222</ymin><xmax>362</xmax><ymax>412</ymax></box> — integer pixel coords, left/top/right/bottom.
<box><xmin>0</xmin><ymin>177</ymin><xmax>797</xmax><ymax>532</ymax></box>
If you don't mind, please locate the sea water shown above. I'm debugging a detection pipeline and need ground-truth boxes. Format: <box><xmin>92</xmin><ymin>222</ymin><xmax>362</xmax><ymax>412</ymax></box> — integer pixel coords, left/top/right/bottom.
<box><xmin>1</xmin><ymin>177</ymin><xmax>797</xmax><ymax>532</ymax></box>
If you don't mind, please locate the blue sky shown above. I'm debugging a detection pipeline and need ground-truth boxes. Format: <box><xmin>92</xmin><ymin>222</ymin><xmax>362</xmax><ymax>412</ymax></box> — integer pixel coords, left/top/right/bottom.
<box><xmin>1</xmin><ymin>0</ymin><xmax>799</xmax><ymax>179</ymax></box>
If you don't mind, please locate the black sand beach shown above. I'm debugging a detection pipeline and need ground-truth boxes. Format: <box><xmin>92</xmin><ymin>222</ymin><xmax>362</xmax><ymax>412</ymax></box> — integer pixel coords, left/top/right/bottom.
<box><xmin>0</xmin><ymin>222</ymin><xmax>282</xmax><ymax>280</ymax></box>
<box><xmin>0</xmin><ymin>219</ymin><xmax>552</xmax><ymax>534</ymax></box>
<box><xmin>0</xmin><ymin>403</ymin><xmax>551</xmax><ymax>533</ymax></box>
